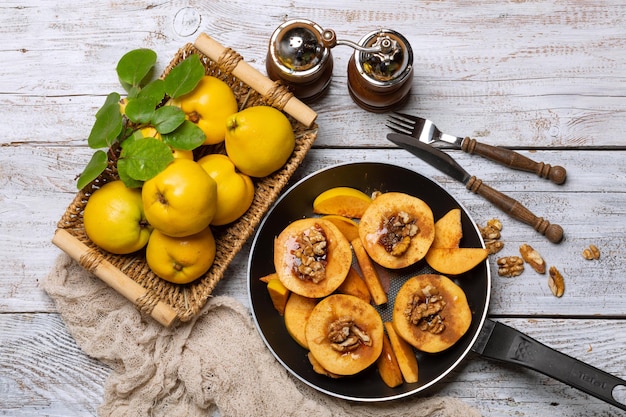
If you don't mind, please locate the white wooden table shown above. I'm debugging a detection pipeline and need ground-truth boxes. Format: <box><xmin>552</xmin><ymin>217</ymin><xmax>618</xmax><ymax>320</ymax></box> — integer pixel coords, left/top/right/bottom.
<box><xmin>1</xmin><ymin>1</ymin><xmax>625</xmax><ymax>415</ymax></box>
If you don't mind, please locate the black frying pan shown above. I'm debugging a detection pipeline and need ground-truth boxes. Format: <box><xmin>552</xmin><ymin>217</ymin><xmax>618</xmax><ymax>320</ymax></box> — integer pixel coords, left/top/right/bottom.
<box><xmin>247</xmin><ymin>162</ymin><xmax>626</xmax><ymax>410</ymax></box>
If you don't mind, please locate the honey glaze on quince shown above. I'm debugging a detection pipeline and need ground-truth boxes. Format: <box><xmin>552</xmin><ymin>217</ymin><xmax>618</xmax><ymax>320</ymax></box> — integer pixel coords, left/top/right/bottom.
<box><xmin>359</xmin><ymin>192</ymin><xmax>435</xmax><ymax>269</ymax></box>
<box><xmin>274</xmin><ymin>218</ymin><xmax>351</xmax><ymax>298</ymax></box>
<box><xmin>392</xmin><ymin>274</ymin><xmax>472</xmax><ymax>353</ymax></box>
<box><xmin>305</xmin><ymin>294</ymin><xmax>384</xmax><ymax>376</ymax></box>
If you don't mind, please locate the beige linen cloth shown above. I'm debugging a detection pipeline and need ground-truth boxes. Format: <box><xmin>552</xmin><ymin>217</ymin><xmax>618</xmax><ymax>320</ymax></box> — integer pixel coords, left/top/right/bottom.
<box><xmin>42</xmin><ymin>253</ymin><xmax>482</xmax><ymax>417</ymax></box>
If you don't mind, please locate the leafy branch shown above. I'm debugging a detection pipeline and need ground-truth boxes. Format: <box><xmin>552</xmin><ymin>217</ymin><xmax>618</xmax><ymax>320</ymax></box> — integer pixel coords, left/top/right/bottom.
<box><xmin>77</xmin><ymin>49</ymin><xmax>206</xmax><ymax>190</ymax></box>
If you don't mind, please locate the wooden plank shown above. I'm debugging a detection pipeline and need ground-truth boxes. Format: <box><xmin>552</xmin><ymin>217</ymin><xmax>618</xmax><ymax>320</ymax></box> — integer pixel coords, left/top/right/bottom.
<box><xmin>2</xmin><ymin>2</ymin><xmax>626</xmax><ymax>147</ymax></box>
<box><xmin>1</xmin><ymin>314</ymin><xmax>623</xmax><ymax>416</ymax></box>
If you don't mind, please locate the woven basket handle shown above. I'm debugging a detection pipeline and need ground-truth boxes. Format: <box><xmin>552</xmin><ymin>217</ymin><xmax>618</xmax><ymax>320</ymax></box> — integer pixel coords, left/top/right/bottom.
<box><xmin>194</xmin><ymin>33</ymin><xmax>318</xmax><ymax>128</ymax></box>
<box><xmin>52</xmin><ymin>229</ymin><xmax>178</xmax><ymax>327</ymax></box>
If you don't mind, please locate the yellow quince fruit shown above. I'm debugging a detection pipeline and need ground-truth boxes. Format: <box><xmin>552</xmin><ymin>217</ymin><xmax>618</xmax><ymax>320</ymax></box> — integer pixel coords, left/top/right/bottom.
<box><xmin>142</xmin><ymin>159</ymin><xmax>217</xmax><ymax>237</ymax></box>
<box><xmin>169</xmin><ymin>75</ymin><xmax>239</xmax><ymax>145</ymax></box>
<box><xmin>225</xmin><ymin>106</ymin><xmax>295</xmax><ymax>177</ymax></box>
<box><xmin>146</xmin><ymin>226</ymin><xmax>216</xmax><ymax>284</ymax></box>
<box><xmin>197</xmin><ymin>154</ymin><xmax>255</xmax><ymax>226</ymax></box>
<box><xmin>83</xmin><ymin>180</ymin><xmax>153</xmax><ymax>254</ymax></box>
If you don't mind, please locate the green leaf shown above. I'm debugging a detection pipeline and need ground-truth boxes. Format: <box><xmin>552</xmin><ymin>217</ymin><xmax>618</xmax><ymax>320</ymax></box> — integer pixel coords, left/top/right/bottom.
<box><xmin>116</xmin><ymin>49</ymin><xmax>157</xmax><ymax>88</ymax></box>
<box><xmin>124</xmin><ymin>97</ymin><xmax>155</xmax><ymax>124</ymax></box>
<box><xmin>152</xmin><ymin>105</ymin><xmax>186</xmax><ymax>134</ymax></box>
<box><xmin>117</xmin><ymin>161</ymin><xmax>145</xmax><ymax>189</ymax></box>
<box><xmin>161</xmin><ymin>120</ymin><xmax>206</xmax><ymax>151</ymax></box>
<box><xmin>164</xmin><ymin>54</ymin><xmax>205</xmax><ymax>99</ymax></box>
<box><xmin>96</xmin><ymin>92</ymin><xmax>121</xmax><ymax>118</ymax></box>
<box><xmin>118</xmin><ymin>137</ymin><xmax>174</xmax><ymax>181</ymax></box>
<box><xmin>138</xmin><ymin>79</ymin><xmax>166</xmax><ymax>107</ymax></box>
<box><xmin>76</xmin><ymin>150</ymin><xmax>109</xmax><ymax>190</ymax></box>
<box><xmin>88</xmin><ymin>93</ymin><xmax>123</xmax><ymax>149</ymax></box>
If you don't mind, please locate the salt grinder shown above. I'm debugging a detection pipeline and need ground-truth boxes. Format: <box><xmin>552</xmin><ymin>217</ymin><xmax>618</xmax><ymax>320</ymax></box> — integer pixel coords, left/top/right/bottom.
<box><xmin>346</xmin><ymin>29</ymin><xmax>414</xmax><ymax>112</ymax></box>
<box><xmin>266</xmin><ymin>19</ymin><xmax>334</xmax><ymax>103</ymax></box>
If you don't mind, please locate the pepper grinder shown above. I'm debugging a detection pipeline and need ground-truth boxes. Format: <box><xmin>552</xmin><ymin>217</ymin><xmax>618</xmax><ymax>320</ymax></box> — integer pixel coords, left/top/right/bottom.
<box><xmin>345</xmin><ymin>29</ymin><xmax>414</xmax><ymax>112</ymax></box>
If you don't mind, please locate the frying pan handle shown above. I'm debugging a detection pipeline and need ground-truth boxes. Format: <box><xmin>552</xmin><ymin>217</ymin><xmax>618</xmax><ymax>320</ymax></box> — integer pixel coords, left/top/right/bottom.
<box><xmin>473</xmin><ymin>319</ymin><xmax>626</xmax><ymax>411</ymax></box>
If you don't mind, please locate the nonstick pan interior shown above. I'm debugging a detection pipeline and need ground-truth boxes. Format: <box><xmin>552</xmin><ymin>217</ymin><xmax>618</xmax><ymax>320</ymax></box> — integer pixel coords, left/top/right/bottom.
<box><xmin>247</xmin><ymin>162</ymin><xmax>491</xmax><ymax>401</ymax></box>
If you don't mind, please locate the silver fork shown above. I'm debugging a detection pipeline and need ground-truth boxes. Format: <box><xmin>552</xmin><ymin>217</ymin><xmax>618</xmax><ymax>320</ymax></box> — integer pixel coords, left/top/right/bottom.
<box><xmin>387</xmin><ymin>112</ymin><xmax>567</xmax><ymax>185</ymax></box>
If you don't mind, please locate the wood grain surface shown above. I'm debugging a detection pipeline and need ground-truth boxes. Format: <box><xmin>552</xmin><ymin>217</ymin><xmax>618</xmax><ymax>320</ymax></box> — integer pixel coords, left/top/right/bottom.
<box><xmin>1</xmin><ymin>1</ymin><xmax>625</xmax><ymax>416</ymax></box>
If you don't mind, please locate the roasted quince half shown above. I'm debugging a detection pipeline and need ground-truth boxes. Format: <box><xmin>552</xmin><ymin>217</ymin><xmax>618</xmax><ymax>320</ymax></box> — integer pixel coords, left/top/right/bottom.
<box><xmin>358</xmin><ymin>192</ymin><xmax>435</xmax><ymax>269</ymax></box>
<box><xmin>274</xmin><ymin>218</ymin><xmax>352</xmax><ymax>298</ymax></box>
<box><xmin>392</xmin><ymin>274</ymin><xmax>471</xmax><ymax>353</ymax></box>
<box><xmin>305</xmin><ymin>294</ymin><xmax>384</xmax><ymax>376</ymax></box>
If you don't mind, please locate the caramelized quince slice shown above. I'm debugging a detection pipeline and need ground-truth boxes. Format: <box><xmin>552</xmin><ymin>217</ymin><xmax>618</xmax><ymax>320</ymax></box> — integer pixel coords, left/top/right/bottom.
<box><xmin>425</xmin><ymin>247</ymin><xmax>488</xmax><ymax>275</ymax></box>
<box><xmin>321</xmin><ymin>215</ymin><xmax>360</xmax><ymax>242</ymax></box>
<box><xmin>313</xmin><ymin>187</ymin><xmax>372</xmax><ymax>218</ymax></box>
<box><xmin>284</xmin><ymin>293</ymin><xmax>319</xmax><ymax>349</ymax></box>
<box><xmin>392</xmin><ymin>274</ymin><xmax>471</xmax><ymax>353</ymax></box>
<box><xmin>431</xmin><ymin>208</ymin><xmax>463</xmax><ymax>248</ymax></box>
<box><xmin>274</xmin><ymin>218</ymin><xmax>351</xmax><ymax>298</ymax></box>
<box><xmin>305</xmin><ymin>294</ymin><xmax>384</xmax><ymax>376</ymax></box>
<box><xmin>358</xmin><ymin>192</ymin><xmax>435</xmax><ymax>269</ymax></box>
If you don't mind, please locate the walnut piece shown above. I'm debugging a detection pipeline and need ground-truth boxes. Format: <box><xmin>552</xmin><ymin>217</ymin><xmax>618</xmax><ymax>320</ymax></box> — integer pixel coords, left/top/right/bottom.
<box><xmin>519</xmin><ymin>243</ymin><xmax>546</xmax><ymax>274</ymax></box>
<box><xmin>327</xmin><ymin>316</ymin><xmax>372</xmax><ymax>352</ymax></box>
<box><xmin>293</xmin><ymin>224</ymin><xmax>328</xmax><ymax>283</ymax></box>
<box><xmin>478</xmin><ymin>218</ymin><xmax>504</xmax><ymax>255</ymax></box>
<box><xmin>582</xmin><ymin>244</ymin><xmax>601</xmax><ymax>260</ymax></box>
<box><xmin>404</xmin><ymin>285</ymin><xmax>446</xmax><ymax>334</ymax></box>
<box><xmin>548</xmin><ymin>266</ymin><xmax>565</xmax><ymax>297</ymax></box>
<box><xmin>497</xmin><ymin>256</ymin><xmax>525</xmax><ymax>277</ymax></box>
<box><xmin>378</xmin><ymin>211</ymin><xmax>419</xmax><ymax>256</ymax></box>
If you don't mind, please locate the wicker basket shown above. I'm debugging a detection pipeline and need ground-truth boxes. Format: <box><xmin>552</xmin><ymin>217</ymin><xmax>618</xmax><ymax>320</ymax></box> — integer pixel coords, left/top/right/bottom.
<box><xmin>53</xmin><ymin>34</ymin><xmax>318</xmax><ymax>326</ymax></box>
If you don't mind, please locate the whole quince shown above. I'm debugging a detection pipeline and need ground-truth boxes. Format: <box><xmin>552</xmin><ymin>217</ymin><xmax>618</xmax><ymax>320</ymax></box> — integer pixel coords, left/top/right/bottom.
<box><xmin>197</xmin><ymin>153</ymin><xmax>255</xmax><ymax>226</ymax></box>
<box><xmin>142</xmin><ymin>159</ymin><xmax>217</xmax><ymax>237</ymax></box>
<box><xmin>225</xmin><ymin>106</ymin><xmax>295</xmax><ymax>177</ymax></box>
<box><xmin>83</xmin><ymin>180</ymin><xmax>153</xmax><ymax>254</ymax></box>
<box><xmin>146</xmin><ymin>226</ymin><xmax>216</xmax><ymax>284</ymax></box>
<box><xmin>169</xmin><ymin>75</ymin><xmax>238</xmax><ymax>145</ymax></box>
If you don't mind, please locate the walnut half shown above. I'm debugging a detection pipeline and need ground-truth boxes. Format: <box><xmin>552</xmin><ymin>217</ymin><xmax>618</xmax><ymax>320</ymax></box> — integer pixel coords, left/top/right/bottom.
<box><xmin>404</xmin><ymin>285</ymin><xmax>446</xmax><ymax>334</ymax></box>
<box><xmin>548</xmin><ymin>266</ymin><xmax>565</xmax><ymax>297</ymax></box>
<box><xmin>497</xmin><ymin>256</ymin><xmax>525</xmax><ymax>277</ymax></box>
<box><xmin>293</xmin><ymin>224</ymin><xmax>328</xmax><ymax>283</ymax></box>
<box><xmin>478</xmin><ymin>218</ymin><xmax>504</xmax><ymax>255</ymax></box>
<box><xmin>327</xmin><ymin>316</ymin><xmax>372</xmax><ymax>352</ymax></box>
<box><xmin>378</xmin><ymin>211</ymin><xmax>419</xmax><ymax>256</ymax></box>
<box><xmin>582</xmin><ymin>244</ymin><xmax>601</xmax><ymax>260</ymax></box>
<box><xmin>519</xmin><ymin>243</ymin><xmax>546</xmax><ymax>274</ymax></box>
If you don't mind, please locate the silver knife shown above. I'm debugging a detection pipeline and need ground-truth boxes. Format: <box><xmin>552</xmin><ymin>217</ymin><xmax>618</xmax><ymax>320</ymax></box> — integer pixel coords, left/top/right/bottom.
<box><xmin>387</xmin><ymin>132</ymin><xmax>564</xmax><ymax>243</ymax></box>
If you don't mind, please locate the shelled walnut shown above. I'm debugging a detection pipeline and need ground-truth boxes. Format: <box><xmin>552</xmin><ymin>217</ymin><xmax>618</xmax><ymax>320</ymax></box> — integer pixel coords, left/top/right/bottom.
<box><xmin>293</xmin><ymin>224</ymin><xmax>328</xmax><ymax>283</ymax></box>
<box><xmin>497</xmin><ymin>256</ymin><xmax>524</xmax><ymax>277</ymax></box>
<box><xmin>478</xmin><ymin>218</ymin><xmax>504</xmax><ymax>255</ymax></box>
<box><xmin>548</xmin><ymin>266</ymin><xmax>565</xmax><ymax>297</ymax></box>
<box><xmin>519</xmin><ymin>243</ymin><xmax>546</xmax><ymax>274</ymax></box>
<box><xmin>582</xmin><ymin>244</ymin><xmax>601</xmax><ymax>260</ymax></box>
<box><xmin>327</xmin><ymin>316</ymin><xmax>372</xmax><ymax>353</ymax></box>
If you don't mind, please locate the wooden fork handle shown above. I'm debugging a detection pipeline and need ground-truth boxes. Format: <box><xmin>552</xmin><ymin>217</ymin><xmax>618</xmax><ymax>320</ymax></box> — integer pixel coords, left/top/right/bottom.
<box><xmin>466</xmin><ymin>176</ymin><xmax>564</xmax><ymax>243</ymax></box>
<box><xmin>460</xmin><ymin>137</ymin><xmax>567</xmax><ymax>185</ymax></box>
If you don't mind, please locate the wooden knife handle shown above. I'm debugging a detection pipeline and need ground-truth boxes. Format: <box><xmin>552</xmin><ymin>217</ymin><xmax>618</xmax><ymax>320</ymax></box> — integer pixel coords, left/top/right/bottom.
<box><xmin>466</xmin><ymin>176</ymin><xmax>564</xmax><ymax>243</ymax></box>
<box><xmin>461</xmin><ymin>138</ymin><xmax>567</xmax><ymax>185</ymax></box>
